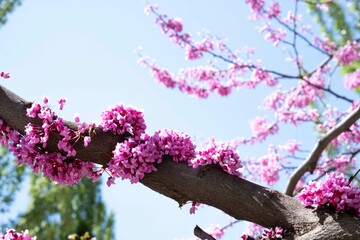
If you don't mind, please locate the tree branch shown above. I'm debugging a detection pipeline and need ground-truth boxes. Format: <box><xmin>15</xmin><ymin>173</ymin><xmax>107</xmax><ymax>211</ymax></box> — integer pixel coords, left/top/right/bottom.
<box><xmin>1</xmin><ymin>84</ymin><xmax>360</xmax><ymax>239</ymax></box>
<box><xmin>194</xmin><ymin>225</ymin><xmax>216</xmax><ymax>240</ymax></box>
<box><xmin>285</xmin><ymin>105</ymin><xmax>360</xmax><ymax>196</ymax></box>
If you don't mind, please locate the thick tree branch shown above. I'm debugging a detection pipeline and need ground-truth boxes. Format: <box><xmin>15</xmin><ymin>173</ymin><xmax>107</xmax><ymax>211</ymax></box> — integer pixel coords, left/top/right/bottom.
<box><xmin>1</xmin><ymin>84</ymin><xmax>360</xmax><ymax>239</ymax></box>
<box><xmin>285</xmin><ymin>105</ymin><xmax>360</xmax><ymax>196</ymax></box>
<box><xmin>194</xmin><ymin>225</ymin><xmax>216</xmax><ymax>240</ymax></box>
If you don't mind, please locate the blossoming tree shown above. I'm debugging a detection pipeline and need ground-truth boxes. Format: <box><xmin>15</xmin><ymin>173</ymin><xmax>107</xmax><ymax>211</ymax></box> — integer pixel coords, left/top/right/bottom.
<box><xmin>1</xmin><ymin>0</ymin><xmax>360</xmax><ymax>239</ymax></box>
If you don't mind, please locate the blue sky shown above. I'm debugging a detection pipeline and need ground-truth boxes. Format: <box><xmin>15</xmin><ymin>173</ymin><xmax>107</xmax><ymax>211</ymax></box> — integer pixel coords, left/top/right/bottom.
<box><xmin>0</xmin><ymin>1</ymin><xmax>357</xmax><ymax>239</ymax></box>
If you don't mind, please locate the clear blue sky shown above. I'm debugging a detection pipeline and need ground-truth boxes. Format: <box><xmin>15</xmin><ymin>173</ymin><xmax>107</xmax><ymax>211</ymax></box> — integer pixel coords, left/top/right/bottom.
<box><xmin>0</xmin><ymin>1</ymin><xmax>356</xmax><ymax>239</ymax></box>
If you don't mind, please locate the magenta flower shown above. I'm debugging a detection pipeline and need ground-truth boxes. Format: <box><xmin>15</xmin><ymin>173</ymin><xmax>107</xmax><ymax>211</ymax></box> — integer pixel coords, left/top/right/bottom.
<box><xmin>58</xmin><ymin>98</ymin><xmax>67</xmax><ymax>110</ymax></box>
<box><xmin>0</xmin><ymin>229</ymin><xmax>36</xmax><ymax>240</ymax></box>
<box><xmin>0</xmin><ymin>71</ymin><xmax>10</xmax><ymax>79</ymax></box>
<box><xmin>298</xmin><ymin>173</ymin><xmax>360</xmax><ymax>217</ymax></box>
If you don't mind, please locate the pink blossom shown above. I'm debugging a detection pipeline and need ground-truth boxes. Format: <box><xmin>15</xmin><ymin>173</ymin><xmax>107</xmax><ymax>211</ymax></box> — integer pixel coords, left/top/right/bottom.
<box><xmin>42</xmin><ymin>95</ymin><xmax>49</xmax><ymax>104</ymax></box>
<box><xmin>313</xmin><ymin>37</ymin><xmax>336</xmax><ymax>54</ymax></box>
<box><xmin>283</xmin><ymin>11</ymin><xmax>302</xmax><ymax>24</ymax></box>
<box><xmin>58</xmin><ymin>98</ymin><xmax>67</xmax><ymax>110</ymax></box>
<box><xmin>243</xmin><ymin>223</ymin><xmax>265</xmax><ymax>238</ymax></box>
<box><xmin>266</xmin><ymin>2</ymin><xmax>280</xmax><ymax>19</ymax></box>
<box><xmin>204</xmin><ymin>225</ymin><xmax>224</xmax><ymax>239</ymax></box>
<box><xmin>0</xmin><ymin>71</ymin><xmax>10</xmax><ymax>79</ymax></box>
<box><xmin>26</xmin><ymin>103</ymin><xmax>41</xmax><ymax>118</ymax></box>
<box><xmin>108</xmin><ymin>129</ymin><xmax>195</xmax><ymax>184</ymax></box>
<box><xmin>100</xmin><ymin>104</ymin><xmax>146</xmax><ymax>140</ymax></box>
<box><xmin>241</xmin><ymin>234</ymin><xmax>249</xmax><ymax>240</ymax></box>
<box><xmin>298</xmin><ymin>173</ymin><xmax>360</xmax><ymax>216</ymax></box>
<box><xmin>152</xmin><ymin>129</ymin><xmax>196</xmax><ymax>162</ymax></box>
<box><xmin>167</xmin><ymin>18</ymin><xmax>183</xmax><ymax>33</ymax></box>
<box><xmin>84</xmin><ymin>136</ymin><xmax>91</xmax><ymax>147</ymax></box>
<box><xmin>185</xmin><ymin>36</ymin><xmax>214</xmax><ymax>60</ymax></box>
<box><xmin>74</xmin><ymin>113</ymin><xmax>80</xmax><ymax>123</ymax></box>
<box><xmin>144</xmin><ymin>4</ymin><xmax>157</xmax><ymax>15</ymax></box>
<box><xmin>108</xmin><ymin>136</ymin><xmax>160</xmax><ymax>183</ymax></box>
<box><xmin>334</xmin><ymin>41</ymin><xmax>360</xmax><ymax>65</ymax></box>
<box><xmin>190</xmin><ymin>138</ymin><xmax>242</xmax><ymax>177</ymax></box>
<box><xmin>245</xmin><ymin>0</ymin><xmax>265</xmax><ymax>20</ymax></box>
<box><xmin>0</xmin><ymin>229</ymin><xmax>36</xmax><ymax>240</ymax></box>
<box><xmin>1</xmin><ymin>101</ymin><xmax>100</xmax><ymax>186</ymax></box>
<box><xmin>106</xmin><ymin>176</ymin><xmax>115</xmax><ymax>187</ymax></box>
<box><xmin>264</xmin><ymin>28</ymin><xmax>286</xmax><ymax>47</ymax></box>
<box><xmin>250</xmin><ymin>68</ymin><xmax>278</xmax><ymax>87</ymax></box>
<box><xmin>278</xmin><ymin>140</ymin><xmax>301</xmax><ymax>155</ymax></box>
<box><xmin>189</xmin><ymin>201</ymin><xmax>201</xmax><ymax>214</ymax></box>
<box><xmin>251</xmin><ymin>145</ymin><xmax>283</xmax><ymax>185</ymax></box>
<box><xmin>250</xmin><ymin>117</ymin><xmax>278</xmax><ymax>142</ymax></box>
<box><xmin>261</xmin><ymin>227</ymin><xmax>283</xmax><ymax>239</ymax></box>
<box><xmin>344</xmin><ymin>69</ymin><xmax>360</xmax><ymax>89</ymax></box>
<box><xmin>150</xmin><ymin>66</ymin><xmax>177</xmax><ymax>88</ymax></box>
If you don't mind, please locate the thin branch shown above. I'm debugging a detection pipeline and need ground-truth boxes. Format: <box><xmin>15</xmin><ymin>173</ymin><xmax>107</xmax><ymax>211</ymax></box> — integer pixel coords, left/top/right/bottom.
<box><xmin>220</xmin><ymin>220</ymin><xmax>241</xmax><ymax>232</ymax></box>
<box><xmin>273</xmin><ymin>16</ymin><xmax>330</xmax><ymax>56</ymax></box>
<box><xmin>349</xmin><ymin>168</ymin><xmax>360</xmax><ymax>185</ymax></box>
<box><xmin>285</xmin><ymin>104</ymin><xmax>360</xmax><ymax>196</ymax></box>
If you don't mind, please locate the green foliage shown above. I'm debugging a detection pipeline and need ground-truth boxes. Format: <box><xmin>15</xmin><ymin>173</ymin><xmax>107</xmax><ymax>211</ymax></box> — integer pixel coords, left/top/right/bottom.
<box><xmin>0</xmin><ymin>0</ymin><xmax>22</xmax><ymax>26</ymax></box>
<box><xmin>13</xmin><ymin>175</ymin><xmax>114</xmax><ymax>240</ymax></box>
<box><xmin>0</xmin><ymin>146</ymin><xmax>26</xmax><ymax>213</ymax></box>
<box><xmin>307</xmin><ymin>1</ymin><xmax>358</xmax><ymax>45</ymax></box>
<box><xmin>307</xmin><ymin>0</ymin><xmax>360</xmax><ymax>83</ymax></box>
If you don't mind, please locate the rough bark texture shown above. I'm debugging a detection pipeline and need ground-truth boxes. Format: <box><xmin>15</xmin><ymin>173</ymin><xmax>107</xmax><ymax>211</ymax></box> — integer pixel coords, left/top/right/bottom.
<box><xmin>1</xmin><ymin>84</ymin><xmax>359</xmax><ymax>239</ymax></box>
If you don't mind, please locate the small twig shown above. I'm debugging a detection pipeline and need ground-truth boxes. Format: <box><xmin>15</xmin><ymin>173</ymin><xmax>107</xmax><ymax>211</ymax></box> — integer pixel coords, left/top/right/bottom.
<box><xmin>220</xmin><ymin>220</ymin><xmax>241</xmax><ymax>231</ymax></box>
<box><xmin>285</xmin><ymin>105</ymin><xmax>360</xmax><ymax>196</ymax></box>
<box><xmin>348</xmin><ymin>168</ymin><xmax>360</xmax><ymax>185</ymax></box>
<box><xmin>194</xmin><ymin>225</ymin><xmax>216</xmax><ymax>240</ymax></box>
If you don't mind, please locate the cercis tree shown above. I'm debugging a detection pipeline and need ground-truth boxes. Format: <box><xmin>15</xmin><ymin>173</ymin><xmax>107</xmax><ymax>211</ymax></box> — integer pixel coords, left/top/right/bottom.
<box><xmin>1</xmin><ymin>0</ymin><xmax>360</xmax><ymax>239</ymax></box>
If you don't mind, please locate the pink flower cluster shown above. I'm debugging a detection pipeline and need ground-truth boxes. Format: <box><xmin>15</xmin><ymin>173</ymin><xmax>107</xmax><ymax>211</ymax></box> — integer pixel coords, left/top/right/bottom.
<box><xmin>154</xmin><ymin>13</ymin><xmax>190</xmax><ymax>47</ymax></box>
<box><xmin>261</xmin><ymin>227</ymin><xmax>283</xmax><ymax>240</ymax></box>
<box><xmin>0</xmin><ymin>99</ymin><xmax>98</xmax><ymax>186</ymax></box>
<box><xmin>107</xmin><ymin>129</ymin><xmax>196</xmax><ymax>184</ymax></box>
<box><xmin>344</xmin><ymin>69</ymin><xmax>360</xmax><ymax>90</ymax></box>
<box><xmin>185</xmin><ymin>36</ymin><xmax>214</xmax><ymax>60</ymax></box>
<box><xmin>263</xmin><ymin>74</ymin><xmax>324</xmax><ymax>127</ymax></box>
<box><xmin>244</xmin><ymin>145</ymin><xmax>286</xmax><ymax>185</ymax></box>
<box><xmin>190</xmin><ymin>139</ymin><xmax>242</xmax><ymax>177</ymax></box>
<box><xmin>259</xmin><ymin>24</ymin><xmax>286</xmax><ymax>47</ymax></box>
<box><xmin>150</xmin><ymin>6</ymin><xmax>218</xmax><ymax>61</ymax></box>
<box><xmin>298</xmin><ymin>173</ymin><xmax>360</xmax><ymax>216</ymax></box>
<box><xmin>100</xmin><ymin>104</ymin><xmax>146</xmax><ymax>140</ymax></box>
<box><xmin>241</xmin><ymin>224</ymin><xmax>283</xmax><ymax>240</ymax></box>
<box><xmin>334</xmin><ymin>41</ymin><xmax>360</xmax><ymax>65</ymax></box>
<box><xmin>248</xmin><ymin>67</ymin><xmax>278</xmax><ymax>87</ymax></box>
<box><xmin>142</xmin><ymin>6</ymin><xmax>292</xmax><ymax>99</ymax></box>
<box><xmin>141</xmin><ymin>58</ymin><xmax>233</xmax><ymax>98</ymax></box>
<box><xmin>0</xmin><ymin>229</ymin><xmax>36</xmax><ymax>240</ymax></box>
<box><xmin>0</xmin><ymin>71</ymin><xmax>10</xmax><ymax>79</ymax></box>
<box><xmin>1</xmin><ymin>92</ymin><xmax>245</xmax><ymax>187</ymax></box>
<box><xmin>245</xmin><ymin>0</ymin><xmax>284</xmax><ymax>21</ymax></box>
<box><xmin>245</xmin><ymin>0</ymin><xmax>265</xmax><ymax>20</ymax></box>
<box><xmin>278</xmin><ymin>140</ymin><xmax>301</xmax><ymax>156</ymax></box>
<box><xmin>313</xmin><ymin>37</ymin><xmax>336</xmax><ymax>54</ymax></box>
<box><xmin>250</xmin><ymin>117</ymin><xmax>278</xmax><ymax>143</ymax></box>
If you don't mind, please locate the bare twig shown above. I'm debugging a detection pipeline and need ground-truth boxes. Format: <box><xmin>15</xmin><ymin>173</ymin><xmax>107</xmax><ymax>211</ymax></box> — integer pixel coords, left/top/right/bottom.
<box><xmin>349</xmin><ymin>168</ymin><xmax>360</xmax><ymax>185</ymax></box>
<box><xmin>285</xmin><ymin>105</ymin><xmax>360</xmax><ymax>196</ymax></box>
